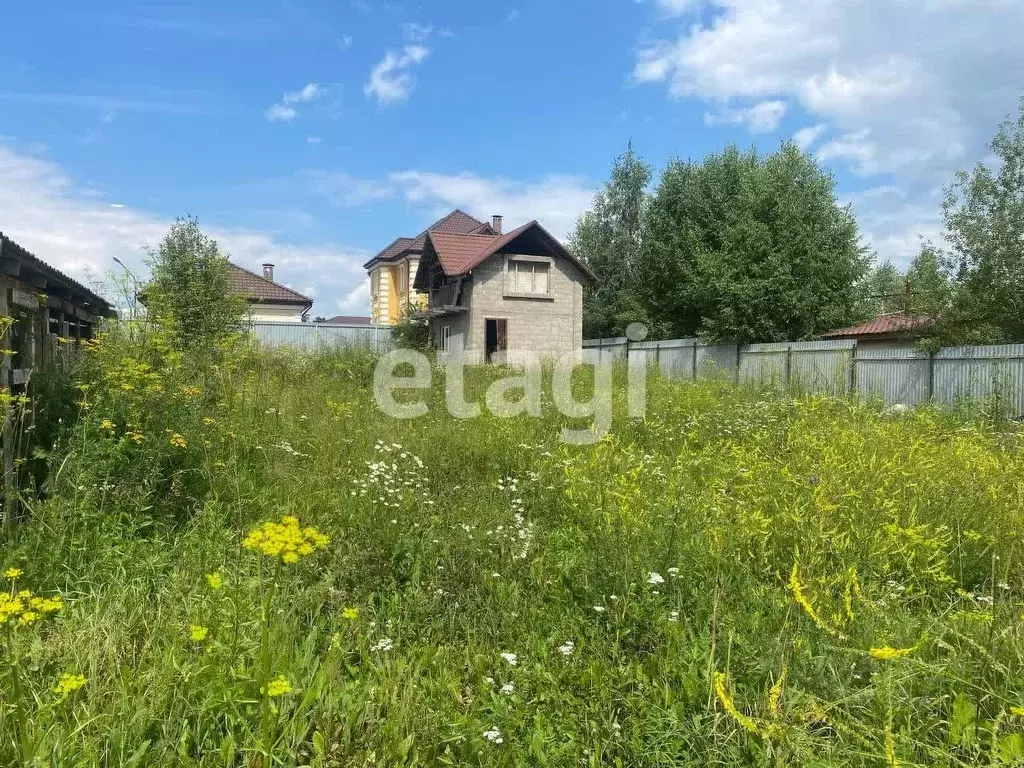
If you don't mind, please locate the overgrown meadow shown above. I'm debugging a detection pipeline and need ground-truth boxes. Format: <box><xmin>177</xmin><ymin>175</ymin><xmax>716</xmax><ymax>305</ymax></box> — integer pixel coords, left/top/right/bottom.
<box><xmin>3</xmin><ymin>323</ymin><xmax>1024</xmax><ymax>766</ymax></box>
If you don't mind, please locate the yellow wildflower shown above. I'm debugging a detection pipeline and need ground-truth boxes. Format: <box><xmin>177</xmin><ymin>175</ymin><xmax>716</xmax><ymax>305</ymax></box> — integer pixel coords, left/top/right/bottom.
<box><xmin>53</xmin><ymin>674</ymin><xmax>87</xmax><ymax>696</ymax></box>
<box><xmin>189</xmin><ymin>624</ymin><xmax>209</xmax><ymax>642</ymax></box>
<box><xmin>242</xmin><ymin>516</ymin><xmax>330</xmax><ymax>564</ymax></box>
<box><xmin>342</xmin><ymin>606</ymin><xmax>360</xmax><ymax>620</ymax></box>
<box><xmin>788</xmin><ymin>563</ymin><xmax>837</xmax><ymax>636</ymax></box>
<box><xmin>264</xmin><ymin>674</ymin><xmax>292</xmax><ymax>697</ymax></box>
<box><xmin>713</xmin><ymin>671</ymin><xmax>759</xmax><ymax>734</ymax></box>
<box><xmin>1010</xmin><ymin>706</ymin><xmax>1024</xmax><ymax>718</ymax></box>
<box><xmin>3</xmin><ymin>567</ymin><xmax>22</xmax><ymax>579</ymax></box>
<box><xmin>169</xmin><ymin>433</ymin><xmax>187</xmax><ymax>449</ymax></box>
<box><xmin>869</xmin><ymin>645</ymin><xmax>914</xmax><ymax>661</ymax></box>
<box><xmin>0</xmin><ymin>588</ymin><xmax>62</xmax><ymax>627</ymax></box>
<box><xmin>179</xmin><ymin>385</ymin><xmax>201</xmax><ymax>397</ymax></box>
<box><xmin>206</xmin><ymin>571</ymin><xmax>223</xmax><ymax>590</ymax></box>
<box><xmin>767</xmin><ymin>666</ymin><xmax>787</xmax><ymax>717</ymax></box>
<box><xmin>884</xmin><ymin>721</ymin><xmax>899</xmax><ymax>767</ymax></box>
<box><xmin>202</xmin><ymin>417</ymin><xmax>217</xmax><ymax>425</ymax></box>
<box><xmin>100</xmin><ymin>419</ymin><xmax>115</xmax><ymax>432</ymax></box>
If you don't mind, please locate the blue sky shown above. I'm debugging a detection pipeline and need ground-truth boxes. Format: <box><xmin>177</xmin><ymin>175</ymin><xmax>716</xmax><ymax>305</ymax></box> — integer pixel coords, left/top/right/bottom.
<box><xmin>2</xmin><ymin>0</ymin><xmax>1023</xmax><ymax>316</ymax></box>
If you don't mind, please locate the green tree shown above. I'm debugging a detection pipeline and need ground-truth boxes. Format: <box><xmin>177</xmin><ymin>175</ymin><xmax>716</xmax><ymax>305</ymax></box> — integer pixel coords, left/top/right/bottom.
<box><xmin>940</xmin><ymin>96</ymin><xmax>1024</xmax><ymax>343</ymax></box>
<box><xmin>905</xmin><ymin>243</ymin><xmax>950</xmax><ymax>318</ymax></box>
<box><xmin>570</xmin><ymin>143</ymin><xmax>651</xmax><ymax>338</ymax></box>
<box><xmin>856</xmin><ymin>261</ymin><xmax>906</xmax><ymax>317</ymax></box>
<box><xmin>638</xmin><ymin>143</ymin><xmax>867</xmax><ymax>343</ymax></box>
<box><xmin>143</xmin><ymin>217</ymin><xmax>245</xmax><ymax>350</ymax></box>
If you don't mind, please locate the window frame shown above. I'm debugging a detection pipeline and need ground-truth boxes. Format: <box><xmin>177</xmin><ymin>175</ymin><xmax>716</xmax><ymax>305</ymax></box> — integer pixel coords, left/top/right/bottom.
<box><xmin>503</xmin><ymin>254</ymin><xmax>555</xmax><ymax>300</ymax></box>
<box><xmin>440</xmin><ymin>325</ymin><xmax>451</xmax><ymax>353</ymax></box>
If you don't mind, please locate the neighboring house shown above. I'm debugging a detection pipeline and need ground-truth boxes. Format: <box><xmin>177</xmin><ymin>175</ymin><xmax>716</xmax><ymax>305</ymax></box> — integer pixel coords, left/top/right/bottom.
<box><xmin>227</xmin><ymin>262</ymin><xmax>312</xmax><ymax>323</ymax></box>
<box><xmin>364</xmin><ymin>210</ymin><xmax>499</xmax><ymax>325</ymax></box>
<box><xmin>322</xmin><ymin>315</ymin><xmax>371</xmax><ymax>325</ymax></box>
<box><xmin>0</xmin><ymin>232</ymin><xmax>115</xmax><ymax>387</ymax></box>
<box><xmin>412</xmin><ymin>219</ymin><xmax>597</xmax><ymax>363</ymax></box>
<box><xmin>822</xmin><ymin>313</ymin><xmax>934</xmax><ymax>350</ymax></box>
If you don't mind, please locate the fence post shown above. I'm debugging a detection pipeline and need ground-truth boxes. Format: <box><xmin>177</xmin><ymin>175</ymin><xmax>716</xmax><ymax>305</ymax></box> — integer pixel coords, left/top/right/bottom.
<box><xmin>735</xmin><ymin>345</ymin><xmax>742</xmax><ymax>384</ymax></box>
<box><xmin>692</xmin><ymin>341</ymin><xmax>698</xmax><ymax>382</ymax></box>
<box><xmin>927</xmin><ymin>349</ymin><xmax>935</xmax><ymax>401</ymax></box>
<box><xmin>849</xmin><ymin>343</ymin><xmax>857</xmax><ymax>396</ymax></box>
<box><xmin>785</xmin><ymin>344</ymin><xmax>793</xmax><ymax>391</ymax></box>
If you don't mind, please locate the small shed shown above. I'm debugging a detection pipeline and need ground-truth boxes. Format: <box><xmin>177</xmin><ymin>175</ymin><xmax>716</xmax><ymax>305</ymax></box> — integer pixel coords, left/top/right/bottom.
<box><xmin>0</xmin><ymin>232</ymin><xmax>116</xmax><ymax>387</ymax></box>
<box><xmin>821</xmin><ymin>313</ymin><xmax>933</xmax><ymax>351</ymax></box>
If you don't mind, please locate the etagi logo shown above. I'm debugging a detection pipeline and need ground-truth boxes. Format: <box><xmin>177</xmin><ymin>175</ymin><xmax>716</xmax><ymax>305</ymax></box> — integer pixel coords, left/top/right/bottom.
<box><xmin>373</xmin><ymin>323</ymin><xmax>650</xmax><ymax>445</ymax></box>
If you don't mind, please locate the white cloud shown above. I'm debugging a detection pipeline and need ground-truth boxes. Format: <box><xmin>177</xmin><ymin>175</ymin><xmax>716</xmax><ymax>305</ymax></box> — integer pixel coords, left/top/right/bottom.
<box><xmin>339</xmin><ymin>34</ymin><xmax>354</xmax><ymax>49</ymax></box>
<box><xmin>648</xmin><ymin>0</ymin><xmax>699</xmax><ymax>15</ymax></box>
<box><xmin>506</xmin><ymin>8</ymin><xmax>520</xmax><ymax>22</ymax></box>
<box><xmin>792</xmin><ymin>122</ymin><xmax>827</xmax><ymax>150</ymax></box>
<box><xmin>402</xmin><ymin>22</ymin><xmax>432</xmax><ymax>42</ymax></box>
<box><xmin>306</xmin><ymin>136</ymin><xmax>322</xmax><ymax>145</ymax></box>
<box><xmin>704</xmin><ymin>99</ymin><xmax>788</xmax><ymax>133</ymax></box>
<box><xmin>633</xmin><ymin>0</ymin><xmax>1024</xmax><ymax>264</ymax></box>
<box><xmin>0</xmin><ymin>142</ymin><xmax>371</xmax><ymax>313</ymax></box>
<box><xmin>283</xmin><ymin>82</ymin><xmax>322</xmax><ymax>105</ymax></box>
<box><xmin>266</xmin><ymin>82</ymin><xmax>322</xmax><ymax>122</ymax></box>
<box><xmin>387</xmin><ymin>171</ymin><xmax>595</xmax><ymax>240</ymax></box>
<box><xmin>364</xmin><ymin>46</ymin><xmax>430</xmax><ymax>106</ymax></box>
<box><xmin>306</xmin><ymin>171</ymin><xmax>395</xmax><ymax>207</ymax></box>
<box><xmin>265</xmin><ymin>104</ymin><xmax>297</xmax><ymax>122</ymax></box>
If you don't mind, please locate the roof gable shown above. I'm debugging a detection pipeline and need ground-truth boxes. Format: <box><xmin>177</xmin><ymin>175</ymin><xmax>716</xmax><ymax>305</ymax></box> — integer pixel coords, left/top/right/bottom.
<box><xmin>363</xmin><ymin>209</ymin><xmax>493</xmax><ymax>269</ymax></box>
<box><xmin>415</xmin><ymin>221</ymin><xmax>597</xmax><ymax>290</ymax></box>
<box><xmin>226</xmin><ymin>263</ymin><xmax>312</xmax><ymax>306</ymax></box>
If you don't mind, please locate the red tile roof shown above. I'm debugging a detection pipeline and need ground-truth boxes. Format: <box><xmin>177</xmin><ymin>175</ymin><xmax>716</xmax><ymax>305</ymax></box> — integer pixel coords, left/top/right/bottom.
<box><xmin>422</xmin><ymin>221</ymin><xmax>598</xmax><ymax>283</ymax></box>
<box><xmin>822</xmin><ymin>313</ymin><xmax>933</xmax><ymax>339</ymax></box>
<box><xmin>226</xmin><ymin>263</ymin><xmax>312</xmax><ymax>306</ymax></box>
<box><xmin>363</xmin><ymin>209</ymin><xmax>493</xmax><ymax>269</ymax></box>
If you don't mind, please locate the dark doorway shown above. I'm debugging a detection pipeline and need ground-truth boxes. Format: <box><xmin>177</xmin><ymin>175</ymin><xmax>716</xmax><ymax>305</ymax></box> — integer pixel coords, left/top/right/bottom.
<box><xmin>485</xmin><ymin>319</ymin><xmax>507</xmax><ymax>363</ymax></box>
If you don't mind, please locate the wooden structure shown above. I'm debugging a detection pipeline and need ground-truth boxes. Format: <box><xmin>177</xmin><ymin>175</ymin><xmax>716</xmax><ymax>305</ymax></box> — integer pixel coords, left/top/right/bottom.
<box><xmin>0</xmin><ymin>232</ymin><xmax>115</xmax><ymax>522</ymax></box>
<box><xmin>0</xmin><ymin>233</ymin><xmax>115</xmax><ymax>383</ymax></box>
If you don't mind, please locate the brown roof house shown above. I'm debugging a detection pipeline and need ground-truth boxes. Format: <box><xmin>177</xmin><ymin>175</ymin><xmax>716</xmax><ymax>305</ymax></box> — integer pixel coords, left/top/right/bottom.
<box><xmin>364</xmin><ymin>210</ymin><xmax>498</xmax><ymax>325</ymax></box>
<box><xmin>227</xmin><ymin>262</ymin><xmax>312</xmax><ymax>323</ymax></box>
<box><xmin>411</xmin><ymin>217</ymin><xmax>597</xmax><ymax>363</ymax></box>
<box><xmin>822</xmin><ymin>313</ymin><xmax>934</xmax><ymax>350</ymax></box>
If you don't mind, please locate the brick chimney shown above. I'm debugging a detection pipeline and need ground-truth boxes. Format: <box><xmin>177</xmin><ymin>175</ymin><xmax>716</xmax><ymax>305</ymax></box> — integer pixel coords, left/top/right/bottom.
<box><xmin>262</xmin><ymin>263</ymin><xmax>274</xmax><ymax>281</ymax></box>
<box><xmin>492</xmin><ymin>214</ymin><xmax>503</xmax><ymax>234</ymax></box>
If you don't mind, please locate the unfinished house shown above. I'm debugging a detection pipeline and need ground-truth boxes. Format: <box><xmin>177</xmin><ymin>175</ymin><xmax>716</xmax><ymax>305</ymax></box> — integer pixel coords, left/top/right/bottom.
<box><xmin>412</xmin><ymin>220</ymin><xmax>596</xmax><ymax>363</ymax></box>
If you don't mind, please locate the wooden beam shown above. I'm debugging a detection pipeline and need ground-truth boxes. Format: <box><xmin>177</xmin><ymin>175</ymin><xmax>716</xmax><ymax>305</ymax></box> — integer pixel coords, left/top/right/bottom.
<box><xmin>0</xmin><ymin>258</ymin><xmax>20</xmax><ymax>277</ymax></box>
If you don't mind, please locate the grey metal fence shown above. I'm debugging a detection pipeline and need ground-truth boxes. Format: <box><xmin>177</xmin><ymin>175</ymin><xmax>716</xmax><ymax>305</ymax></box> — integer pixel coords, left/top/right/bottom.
<box><xmin>583</xmin><ymin>337</ymin><xmax>1024</xmax><ymax>416</ymax></box>
<box><xmin>250</xmin><ymin>322</ymin><xmax>394</xmax><ymax>353</ymax></box>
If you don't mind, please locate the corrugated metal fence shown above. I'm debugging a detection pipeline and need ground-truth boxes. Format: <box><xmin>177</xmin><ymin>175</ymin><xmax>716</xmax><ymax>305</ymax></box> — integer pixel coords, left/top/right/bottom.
<box><xmin>584</xmin><ymin>337</ymin><xmax>1024</xmax><ymax>416</ymax></box>
<box><xmin>250</xmin><ymin>322</ymin><xmax>394</xmax><ymax>353</ymax></box>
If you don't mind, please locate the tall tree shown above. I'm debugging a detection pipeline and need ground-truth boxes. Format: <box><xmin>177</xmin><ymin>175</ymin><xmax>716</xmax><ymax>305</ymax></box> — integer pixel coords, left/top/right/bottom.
<box><xmin>856</xmin><ymin>261</ymin><xmax>906</xmax><ymax>317</ymax></box>
<box><xmin>905</xmin><ymin>243</ymin><xmax>950</xmax><ymax>318</ymax></box>
<box><xmin>637</xmin><ymin>143</ymin><xmax>868</xmax><ymax>343</ymax></box>
<box><xmin>940</xmin><ymin>95</ymin><xmax>1024</xmax><ymax>343</ymax></box>
<box><xmin>570</xmin><ymin>143</ymin><xmax>651</xmax><ymax>338</ymax></box>
<box><xmin>144</xmin><ymin>217</ymin><xmax>245</xmax><ymax>350</ymax></box>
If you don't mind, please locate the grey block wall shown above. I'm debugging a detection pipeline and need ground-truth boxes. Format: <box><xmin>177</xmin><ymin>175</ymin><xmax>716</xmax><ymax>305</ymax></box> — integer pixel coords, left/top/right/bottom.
<box><xmin>431</xmin><ymin>251</ymin><xmax>584</xmax><ymax>364</ymax></box>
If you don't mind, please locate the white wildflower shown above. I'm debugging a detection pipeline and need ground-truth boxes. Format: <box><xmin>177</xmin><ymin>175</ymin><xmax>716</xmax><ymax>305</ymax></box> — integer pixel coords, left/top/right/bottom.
<box><xmin>557</xmin><ymin>641</ymin><xmax>575</xmax><ymax>656</ymax></box>
<box><xmin>483</xmin><ymin>728</ymin><xmax>503</xmax><ymax>744</ymax></box>
<box><xmin>500</xmin><ymin>683</ymin><xmax>514</xmax><ymax>695</ymax></box>
<box><xmin>647</xmin><ymin>572</ymin><xmax>665</xmax><ymax>585</ymax></box>
<box><xmin>370</xmin><ymin>637</ymin><xmax>393</xmax><ymax>652</ymax></box>
<box><xmin>500</xmin><ymin>652</ymin><xmax>518</xmax><ymax>666</ymax></box>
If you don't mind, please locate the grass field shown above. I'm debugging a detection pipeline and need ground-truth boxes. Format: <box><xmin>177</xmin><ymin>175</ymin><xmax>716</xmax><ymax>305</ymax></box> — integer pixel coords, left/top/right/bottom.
<box><xmin>3</xmin><ymin>326</ymin><xmax>1024</xmax><ymax>766</ymax></box>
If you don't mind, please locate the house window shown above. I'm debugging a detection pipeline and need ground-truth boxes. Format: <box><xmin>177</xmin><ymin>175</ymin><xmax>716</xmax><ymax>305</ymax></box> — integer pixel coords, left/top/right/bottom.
<box><xmin>509</xmin><ymin>259</ymin><xmax>550</xmax><ymax>295</ymax></box>
<box><xmin>440</xmin><ymin>325</ymin><xmax>451</xmax><ymax>353</ymax></box>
